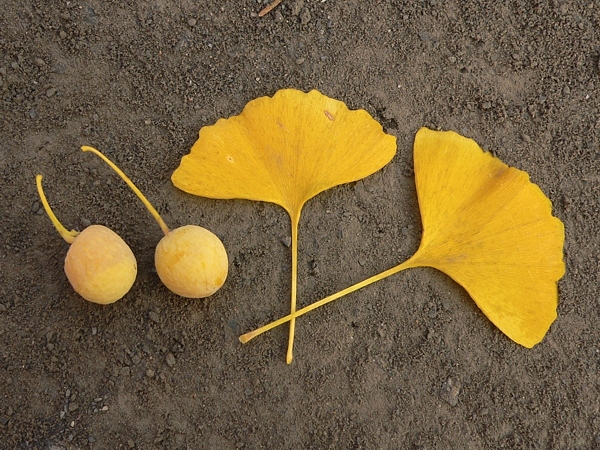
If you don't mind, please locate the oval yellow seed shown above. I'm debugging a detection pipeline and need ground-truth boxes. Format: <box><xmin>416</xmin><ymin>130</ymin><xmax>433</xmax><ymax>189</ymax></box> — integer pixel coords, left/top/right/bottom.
<box><xmin>64</xmin><ymin>225</ymin><xmax>137</xmax><ymax>304</ymax></box>
<box><xmin>154</xmin><ymin>225</ymin><xmax>228</xmax><ymax>298</ymax></box>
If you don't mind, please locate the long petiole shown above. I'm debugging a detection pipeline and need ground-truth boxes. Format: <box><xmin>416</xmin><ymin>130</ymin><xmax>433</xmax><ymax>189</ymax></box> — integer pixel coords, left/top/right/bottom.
<box><xmin>286</xmin><ymin>213</ymin><xmax>300</xmax><ymax>364</ymax></box>
<box><xmin>240</xmin><ymin>257</ymin><xmax>420</xmax><ymax>344</ymax></box>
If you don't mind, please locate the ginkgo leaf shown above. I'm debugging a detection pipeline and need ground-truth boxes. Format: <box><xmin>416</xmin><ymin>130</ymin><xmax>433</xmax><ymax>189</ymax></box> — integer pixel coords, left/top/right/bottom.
<box><xmin>240</xmin><ymin>127</ymin><xmax>565</xmax><ymax>350</ymax></box>
<box><xmin>172</xmin><ymin>89</ymin><xmax>397</xmax><ymax>362</ymax></box>
<box><xmin>407</xmin><ymin>128</ymin><xmax>565</xmax><ymax>346</ymax></box>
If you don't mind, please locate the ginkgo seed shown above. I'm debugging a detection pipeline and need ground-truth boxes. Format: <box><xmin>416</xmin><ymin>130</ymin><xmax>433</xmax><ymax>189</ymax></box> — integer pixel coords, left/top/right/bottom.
<box><xmin>155</xmin><ymin>225</ymin><xmax>228</xmax><ymax>298</ymax></box>
<box><xmin>36</xmin><ymin>175</ymin><xmax>137</xmax><ymax>304</ymax></box>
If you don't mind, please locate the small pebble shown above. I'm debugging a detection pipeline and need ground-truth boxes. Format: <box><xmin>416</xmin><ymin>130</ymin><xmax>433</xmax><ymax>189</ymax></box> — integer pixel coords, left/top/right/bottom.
<box><xmin>563</xmin><ymin>86</ymin><xmax>571</xmax><ymax>95</ymax></box>
<box><xmin>440</xmin><ymin>377</ymin><xmax>461</xmax><ymax>406</ymax></box>
<box><xmin>34</xmin><ymin>58</ymin><xmax>46</xmax><ymax>67</ymax></box>
<box><xmin>295</xmin><ymin>57</ymin><xmax>305</xmax><ymax>65</ymax></box>
<box><xmin>166</xmin><ymin>353</ymin><xmax>176</xmax><ymax>367</ymax></box>
<box><xmin>47</xmin><ymin>343</ymin><xmax>55</xmax><ymax>351</ymax></box>
<box><xmin>120</xmin><ymin>366</ymin><xmax>130</xmax><ymax>376</ymax></box>
<box><xmin>291</xmin><ymin>0</ymin><xmax>304</xmax><ymax>16</ymax></box>
<box><xmin>188</xmin><ymin>18</ymin><xmax>197</xmax><ymax>27</ymax></box>
<box><xmin>31</xmin><ymin>201</ymin><xmax>40</xmax><ymax>213</ymax></box>
<box><xmin>482</xmin><ymin>101</ymin><xmax>492</xmax><ymax>110</ymax></box>
<box><xmin>91</xmin><ymin>327</ymin><xmax>97</xmax><ymax>335</ymax></box>
<box><xmin>46</xmin><ymin>88</ymin><xmax>57</xmax><ymax>97</ymax></box>
<box><xmin>0</xmin><ymin>304</ymin><xmax>6</xmax><ymax>312</ymax></box>
<box><xmin>101</xmin><ymin>406</ymin><xmax>108</xmax><ymax>412</ymax></box>
<box><xmin>68</xmin><ymin>403</ymin><xmax>79</xmax><ymax>412</ymax></box>
<box><xmin>418</xmin><ymin>31</ymin><xmax>431</xmax><ymax>42</ymax></box>
<box><xmin>149</xmin><ymin>311</ymin><xmax>160</xmax><ymax>323</ymax></box>
<box><xmin>59</xmin><ymin>31</ymin><xmax>67</xmax><ymax>39</ymax></box>
<box><xmin>0</xmin><ymin>67</ymin><xmax>6</xmax><ymax>76</ymax></box>
<box><xmin>11</xmin><ymin>62</ymin><xmax>19</xmax><ymax>70</ymax></box>
<box><xmin>146</xmin><ymin>369</ymin><xmax>155</xmax><ymax>378</ymax></box>
<box><xmin>94</xmin><ymin>397</ymin><xmax>103</xmax><ymax>402</ymax></box>
<box><xmin>358</xmin><ymin>257</ymin><xmax>366</xmax><ymax>267</ymax></box>
<box><xmin>274</xmin><ymin>11</ymin><xmax>284</xmax><ymax>22</ymax></box>
<box><xmin>281</xmin><ymin>236</ymin><xmax>292</xmax><ymax>247</ymax></box>
<box><xmin>299</xmin><ymin>8</ymin><xmax>311</xmax><ymax>25</ymax></box>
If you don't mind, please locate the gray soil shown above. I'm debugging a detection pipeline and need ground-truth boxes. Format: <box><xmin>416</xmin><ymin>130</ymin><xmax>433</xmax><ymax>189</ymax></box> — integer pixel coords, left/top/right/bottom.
<box><xmin>1</xmin><ymin>0</ymin><xmax>599</xmax><ymax>448</ymax></box>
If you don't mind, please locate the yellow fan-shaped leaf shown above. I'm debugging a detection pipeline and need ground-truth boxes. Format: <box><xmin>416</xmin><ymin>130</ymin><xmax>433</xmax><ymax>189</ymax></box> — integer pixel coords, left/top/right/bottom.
<box><xmin>240</xmin><ymin>127</ymin><xmax>565</xmax><ymax>351</ymax></box>
<box><xmin>172</xmin><ymin>89</ymin><xmax>397</xmax><ymax>362</ymax></box>
<box><xmin>172</xmin><ymin>89</ymin><xmax>396</xmax><ymax>214</ymax></box>
<box><xmin>408</xmin><ymin>127</ymin><xmax>565</xmax><ymax>347</ymax></box>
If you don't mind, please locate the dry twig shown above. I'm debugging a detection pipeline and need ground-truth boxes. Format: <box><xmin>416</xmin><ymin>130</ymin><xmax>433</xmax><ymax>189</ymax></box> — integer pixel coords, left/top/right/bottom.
<box><xmin>258</xmin><ymin>0</ymin><xmax>282</xmax><ymax>17</ymax></box>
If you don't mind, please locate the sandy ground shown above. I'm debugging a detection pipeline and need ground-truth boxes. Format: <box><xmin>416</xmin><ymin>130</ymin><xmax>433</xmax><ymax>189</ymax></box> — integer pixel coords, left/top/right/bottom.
<box><xmin>1</xmin><ymin>0</ymin><xmax>599</xmax><ymax>448</ymax></box>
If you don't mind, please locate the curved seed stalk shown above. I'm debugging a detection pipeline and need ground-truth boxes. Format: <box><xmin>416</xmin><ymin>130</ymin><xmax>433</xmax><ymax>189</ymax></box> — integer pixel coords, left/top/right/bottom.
<box><xmin>81</xmin><ymin>146</ymin><xmax>170</xmax><ymax>236</ymax></box>
<box><xmin>36</xmin><ymin>175</ymin><xmax>80</xmax><ymax>244</ymax></box>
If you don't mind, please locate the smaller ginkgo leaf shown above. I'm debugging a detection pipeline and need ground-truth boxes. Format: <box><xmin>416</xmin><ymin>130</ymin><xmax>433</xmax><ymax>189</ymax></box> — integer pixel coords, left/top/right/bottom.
<box><xmin>240</xmin><ymin>127</ymin><xmax>565</xmax><ymax>350</ymax></box>
<box><xmin>172</xmin><ymin>89</ymin><xmax>397</xmax><ymax>362</ymax></box>
<box><xmin>172</xmin><ymin>89</ymin><xmax>396</xmax><ymax>214</ymax></box>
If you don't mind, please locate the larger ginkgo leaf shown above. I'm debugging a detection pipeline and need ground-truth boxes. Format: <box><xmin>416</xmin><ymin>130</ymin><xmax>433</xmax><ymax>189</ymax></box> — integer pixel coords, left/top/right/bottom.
<box><xmin>172</xmin><ymin>89</ymin><xmax>397</xmax><ymax>362</ymax></box>
<box><xmin>407</xmin><ymin>127</ymin><xmax>565</xmax><ymax>347</ymax></box>
<box><xmin>241</xmin><ymin>127</ymin><xmax>565</xmax><ymax>351</ymax></box>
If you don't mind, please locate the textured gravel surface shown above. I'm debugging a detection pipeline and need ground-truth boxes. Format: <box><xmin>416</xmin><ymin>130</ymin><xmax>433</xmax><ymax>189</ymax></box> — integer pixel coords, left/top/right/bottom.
<box><xmin>1</xmin><ymin>1</ymin><xmax>599</xmax><ymax>448</ymax></box>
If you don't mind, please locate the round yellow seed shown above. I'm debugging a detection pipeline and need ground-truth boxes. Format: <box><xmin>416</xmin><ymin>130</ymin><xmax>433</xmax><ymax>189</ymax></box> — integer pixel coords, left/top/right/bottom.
<box><xmin>155</xmin><ymin>225</ymin><xmax>228</xmax><ymax>298</ymax></box>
